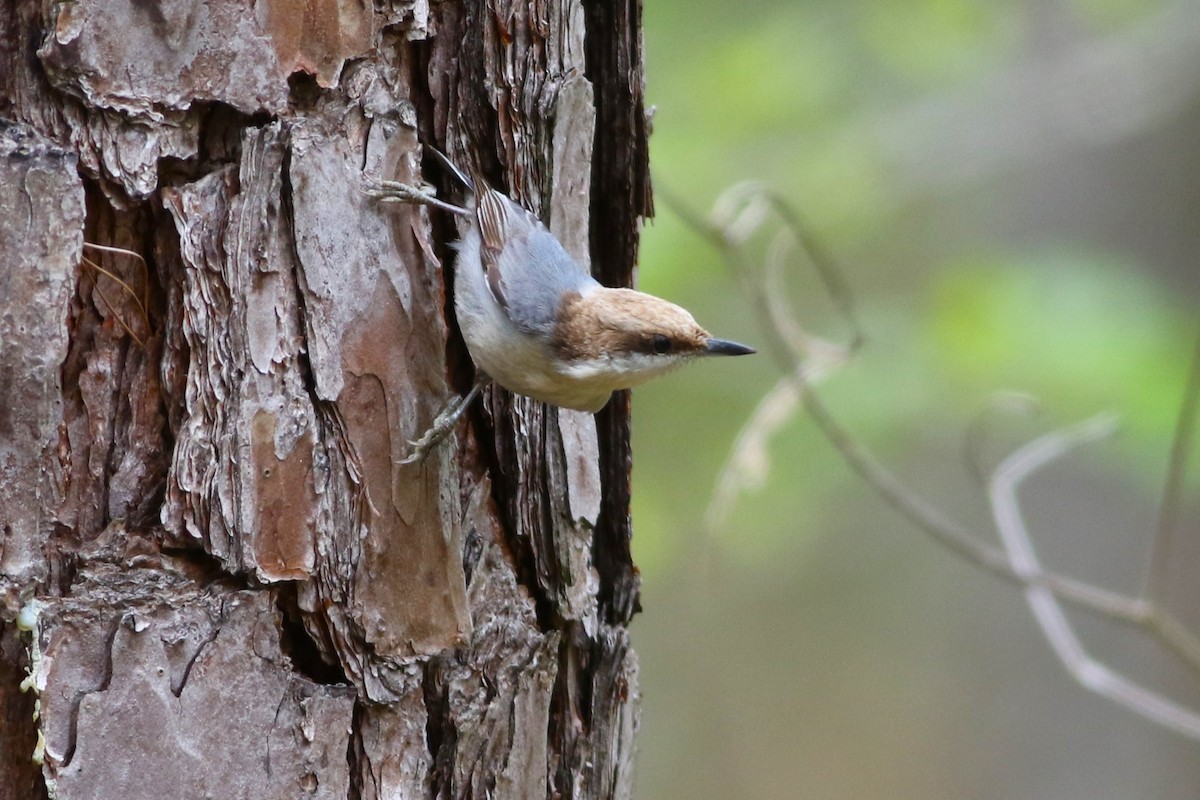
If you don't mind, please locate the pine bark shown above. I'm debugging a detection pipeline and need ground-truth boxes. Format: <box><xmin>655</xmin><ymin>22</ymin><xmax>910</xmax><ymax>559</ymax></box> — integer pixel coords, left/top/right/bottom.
<box><xmin>0</xmin><ymin>1</ymin><xmax>650</xmax><ymax>797</ymax></box>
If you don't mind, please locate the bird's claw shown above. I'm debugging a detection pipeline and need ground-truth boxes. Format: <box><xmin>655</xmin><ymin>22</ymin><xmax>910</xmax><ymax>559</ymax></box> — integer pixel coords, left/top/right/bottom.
<box><xmin>361</xmin><ymin>176</ymin><xmax>438</xmax><ymax>204</ymax></box>
<box><xmin>395</xmin><ymin>432</ymin><xmax>440</xmax><ymax>467</ymax></box>
<box><xmin>362</xmin><ymin>174</ymin><xmax>469</xmax><ymax>217</ymax></box>
<box><xmin>393</xmin><ymin>380</ymin><xmax>488</xmax><ymax>467</ymax></box>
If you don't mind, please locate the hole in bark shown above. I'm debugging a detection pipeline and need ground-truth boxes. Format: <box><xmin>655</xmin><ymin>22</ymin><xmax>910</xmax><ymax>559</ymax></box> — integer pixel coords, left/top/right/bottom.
<box><xmin>49</xmin><ymin>524</ymin><xmax>82</xmax><ymax>595</ymax></box>
<box><xmin>60</xmin><ymin>183</ymin><xmax>175</xmax><ymax>544</ymax></box>
<box><xmin>190</xmin><ymin>101</ymin><xmax>274</xmax><ymax>169</ymax></box>
<box><xmin>346</xmin><ymin>701</ymin><xmax>365</xmax><ymax>800</ymax></box>
<box><xmin>157</xmin><ymin>545</ymin><xmax>239</xmax><ymax>586</ymax></box>
<box><xmin>422</xmin><ymin>660</ymin><xmax>456</xmax><ymax>795</ymax></box>
<box><xmin>0</xmin><ymin>622</ymin><xmax>50</xmax><ymax>799</ymax></box>
<box><xmin>473</xmin><ymin>397</ymin><xmax>559</xmax><ymax>632</ymax></box>
<box><xmin>461</xmin><ymin>525</ymin><xmax>483</xmax><ymax>586</ymax></box>
<box><xmin>287</xmin><ymin>71</ymin><xmax>322</xmax><ymax>109</ymax></box>
<box><xmin>274</xmin><ymin>584</ymin><xmax>347</xmax><ymax>686</ymax></box>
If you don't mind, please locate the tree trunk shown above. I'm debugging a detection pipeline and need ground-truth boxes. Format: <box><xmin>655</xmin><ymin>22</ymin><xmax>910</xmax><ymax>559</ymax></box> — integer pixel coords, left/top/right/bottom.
<box><xmin>0</xmin><ymin>1</ymin><xmax>650</xmax><ymax>797</ymax></box>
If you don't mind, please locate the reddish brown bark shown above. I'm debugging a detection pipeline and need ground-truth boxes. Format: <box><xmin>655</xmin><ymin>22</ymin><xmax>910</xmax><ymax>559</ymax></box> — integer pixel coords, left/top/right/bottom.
<box><xmin>0</xmin><ymin>1</ymin><xmax>649</xmax><ymax>797</ymax></box>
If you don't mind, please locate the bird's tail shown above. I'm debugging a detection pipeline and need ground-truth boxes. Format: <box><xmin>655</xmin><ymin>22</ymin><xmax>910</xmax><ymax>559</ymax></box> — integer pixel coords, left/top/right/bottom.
<box><xmin>426</xmin><ymin>146</ymin><xmax>476</xmax><ymax>194</ymax></box>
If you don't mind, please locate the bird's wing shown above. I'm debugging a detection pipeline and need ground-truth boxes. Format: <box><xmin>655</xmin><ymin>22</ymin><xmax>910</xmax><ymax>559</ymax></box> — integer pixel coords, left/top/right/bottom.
<box><xmin>476</xmin><ymin>187</ymin><xmax>595</xmax><ymax>336</ymax></box>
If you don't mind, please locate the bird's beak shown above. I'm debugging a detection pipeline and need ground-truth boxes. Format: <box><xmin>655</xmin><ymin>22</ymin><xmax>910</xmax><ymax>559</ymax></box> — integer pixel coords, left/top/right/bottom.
<box><xmin>704</xmin><ymin>338</ymin><xmax>756</xmax><ymax>356</ymax></box>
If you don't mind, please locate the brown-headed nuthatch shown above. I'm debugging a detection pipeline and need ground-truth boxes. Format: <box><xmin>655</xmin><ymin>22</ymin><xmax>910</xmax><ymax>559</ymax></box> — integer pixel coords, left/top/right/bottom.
<box><xmin>369</xmin><ymin>148</ymin><xmax>755</xmax><ymax>464</ymax></box>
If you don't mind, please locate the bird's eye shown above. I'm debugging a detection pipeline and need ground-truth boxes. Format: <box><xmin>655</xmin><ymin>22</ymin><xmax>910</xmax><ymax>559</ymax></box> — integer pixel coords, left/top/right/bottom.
<box><xmin>650</xmin><ymin>334</ymin><xmax>672</xmax><ymax>354</ymax></box>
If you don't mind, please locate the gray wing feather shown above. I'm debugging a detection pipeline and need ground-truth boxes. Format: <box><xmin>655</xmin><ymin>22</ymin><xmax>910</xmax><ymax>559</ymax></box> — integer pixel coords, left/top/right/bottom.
<box><xmin>477</xmin><ymin>189</ymin><xmax>598</xmax><ymax>336</ymax></box>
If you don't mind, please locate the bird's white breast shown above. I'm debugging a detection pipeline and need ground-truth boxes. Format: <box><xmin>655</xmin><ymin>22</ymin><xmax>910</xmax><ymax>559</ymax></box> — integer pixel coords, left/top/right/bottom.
<box><xmin>453</xmin><ymin>228</ymin><xmax>614</xmax><ymax>412</ymax></box>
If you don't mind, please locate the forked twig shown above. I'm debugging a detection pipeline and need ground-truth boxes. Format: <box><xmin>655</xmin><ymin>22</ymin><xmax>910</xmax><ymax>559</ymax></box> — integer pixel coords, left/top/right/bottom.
<box><xmin>660</xmin><ymin>183</ymin><xmax>860</xmax><ymax>373</ymax></box>
<box><xmin>990</xmin><ymin>415</ymin><xmax>1200</xmax><ymax>739</ymax></box>
<box><xmin>669</xmin><ymin>185</ymin><xmax>1150</xmax><ymax>613</ymax></box>
<box><xmin>801</xmin><ymin>389</ymin><xmax>1163</xmax><ymax>626</ymax></box>
<box><xmin>669</xmin><ymin>181</ymin><xmax>1200</xmax><ymax>737</ymax></box>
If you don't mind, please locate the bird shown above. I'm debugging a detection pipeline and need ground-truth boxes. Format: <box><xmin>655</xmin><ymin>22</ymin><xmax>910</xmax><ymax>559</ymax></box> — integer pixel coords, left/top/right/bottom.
<box><xmin>367</xmin><ymin>147</ymin><xmax>755</xmax><ymax>464</ymax></box>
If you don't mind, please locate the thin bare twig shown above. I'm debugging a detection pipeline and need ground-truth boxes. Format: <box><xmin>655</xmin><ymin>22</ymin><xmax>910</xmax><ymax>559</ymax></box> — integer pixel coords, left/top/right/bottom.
<box><xmin>669</xmin><ymin>181</ymin><xmax>1200</xmax><ymax>687</ymax></box>
<box><xmin>670</xmin><ymin>186</ymin><xmax>1142</xmax><ymax>610</ymax></box>
<box><xmin>760</xmin><ymin>189</ymin><xmax>864</xmax><ymax>353</ymax></box>
<box><xmin>802</xmin><ymin>391</ymin><xmax>1162</xmax><ymax>623</ymax></box>
<box><xmin>659</xmin><ymin>183</ymin><xmax>860</xmax><ymax>373</ymax></box>
<box><xmin>990</xmin><ymin>415</ymin><xmax>1200</xmax><ymax>740</ymax></box>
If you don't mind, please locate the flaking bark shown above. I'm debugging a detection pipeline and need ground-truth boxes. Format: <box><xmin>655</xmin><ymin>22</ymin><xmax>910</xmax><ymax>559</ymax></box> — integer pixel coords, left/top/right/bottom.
<box><xmin>0</xmin><ymin>1</ymin><xmax>650</xmax><ymax>797</ymax></box>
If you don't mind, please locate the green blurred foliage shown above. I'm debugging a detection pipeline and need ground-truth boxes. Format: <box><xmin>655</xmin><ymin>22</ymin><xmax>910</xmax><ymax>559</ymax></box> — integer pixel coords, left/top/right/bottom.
<box><xmin>630</xmin><ymin>0</ymin><xmax>1199</xmax><ymax>797</ymax></box>
<box><xmin>634</xmin><ymin>0</ymin><xmax>1187</xmax><ymax>574</ymax></box>
<box><xmin>858</xmin><ymin>0</ymin><xmax>1016</xmax><ymax>83</ymax></box>
<box><xmin>927</xmin><ymin>253</ymin><xmax>1192</xmax><ymax>476</ymax></box>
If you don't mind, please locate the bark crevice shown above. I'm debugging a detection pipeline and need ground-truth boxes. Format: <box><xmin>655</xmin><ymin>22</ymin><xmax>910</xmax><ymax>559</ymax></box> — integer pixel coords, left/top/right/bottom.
<box><xmin>2</xmin><ymin>2</ymin><xmax>646</xmax><ymax>797</ymax></box>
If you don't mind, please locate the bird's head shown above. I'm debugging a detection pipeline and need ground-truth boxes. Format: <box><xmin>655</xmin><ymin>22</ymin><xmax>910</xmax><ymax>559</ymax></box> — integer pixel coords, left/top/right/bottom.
<box><xmin>551</xmin><ymin>287</ymin><xmax>755</xmax><ymax>389</ymax></box>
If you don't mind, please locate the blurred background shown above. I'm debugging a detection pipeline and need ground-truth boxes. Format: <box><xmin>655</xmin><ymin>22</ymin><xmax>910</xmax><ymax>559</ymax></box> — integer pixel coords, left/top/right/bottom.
<box><xmin>628</xmin><ymin>0</ymin><xmax>1200</xmax><ymax>797</ymax></box>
